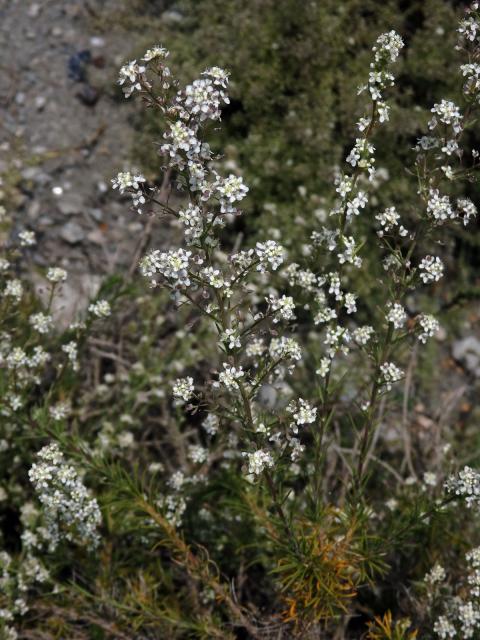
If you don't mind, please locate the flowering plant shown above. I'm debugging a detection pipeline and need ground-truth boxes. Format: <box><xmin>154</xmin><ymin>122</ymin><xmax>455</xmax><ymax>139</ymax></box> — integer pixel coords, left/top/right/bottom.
<box><xmin>2</xmin><ymin>3</ymin><xmax>480</xmax><ymax>639</ymax></box>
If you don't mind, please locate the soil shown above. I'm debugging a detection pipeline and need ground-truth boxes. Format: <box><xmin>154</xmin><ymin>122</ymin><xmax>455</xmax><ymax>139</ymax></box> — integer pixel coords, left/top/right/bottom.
<box><xmin>0</xmin><ymin>0</ymin><xmax>151</xmax><ymax>321</ymax></box>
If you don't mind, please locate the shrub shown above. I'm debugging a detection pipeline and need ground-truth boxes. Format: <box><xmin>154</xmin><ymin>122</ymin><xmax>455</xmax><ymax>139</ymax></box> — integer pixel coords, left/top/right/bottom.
<box><xmin>2</xmin><ymin>3</ymin><xmax>480</xmax><ymax>639</ymax></box>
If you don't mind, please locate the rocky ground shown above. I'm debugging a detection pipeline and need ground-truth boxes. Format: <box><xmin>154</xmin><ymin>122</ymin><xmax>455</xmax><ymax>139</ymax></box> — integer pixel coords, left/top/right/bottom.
<box><xmin>0</xmin><ymin>0</ymin><xmax>152</xmax><ymax>322</ymax></box>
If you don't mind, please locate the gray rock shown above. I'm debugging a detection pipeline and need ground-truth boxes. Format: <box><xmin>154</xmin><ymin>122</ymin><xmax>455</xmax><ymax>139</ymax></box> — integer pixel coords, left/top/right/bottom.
<box><xmin>87</xmin><ymin>228</ymin><xmax>105</xmax><ymax>245</ymax></box>
<box><xmin>27</xmin><ymin>3</ymin><xmax>41</xmax><ymax>18</ymax></box>
<box><xmin>452</xmin><ymin>336</ymin><xmax>480</xmax><ymax>377</ymax></box>
<box><xmin>60</xmin><ymin>221</ymin><xmax>85</xmax><ymax>244</ymax></box>
<box><xmin>35</xmin><ymin>95</ymin><xmax>47</xmax><ymax>111</ymax></box>
<box><xmin>256</xmin><ymin>384</ymin><xmax>277</xmax><ymax>410</ymax></box>
<box><xmin>89</xmin><ymin>207</ymin><xmax>103</xmax><ymax>222</ymax></box>
<box><xmin>57</xmin><ymin>193</ymin><xmax>84</xmax><ymax>216</ymax></box>
<box><xmin>21</xmin><ymin>167</ymin><xmax>41</xmax><ymax>181</ymax></box>
<box><xmin>21</xmin><ymin>167</ymin><xmax>51</xmax><ymax>186</ymax></box>
<box><xmin>27</xmin><ymin>200</ymin><xmax>41</xmax><ymax>219</ymax></box>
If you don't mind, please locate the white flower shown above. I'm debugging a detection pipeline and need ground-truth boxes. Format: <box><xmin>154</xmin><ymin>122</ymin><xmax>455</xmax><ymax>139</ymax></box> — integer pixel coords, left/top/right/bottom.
<box><xmin>188</xmin><ymin>445</ymin><xmax>208</xmax><ymax>464</ymax></box>
<box><xmin>202</xmin><ymin>66</ymin><xmax>230</xmax><ymax>88</ymax></box>
<box><xmin>353</xmin><ymin>325</ymin><xmax>375</xmax><ymax>345</ymax></box>
<box><xmin>222</xmin><ymin>329</ymin><xmax>241</xmax><ymax>350</ymax></box>
<box><xmin>425</xmin><ymin>563</ymin><xmax>446</xmax><ymax>586</ymax></box>
<box><xmin>386</xmin><ymin>302</ymin><xmax>407</xmax><ymax>329</ymax></box>
<box><xmin>255</xmin><ymin>241</ymin><xmax>285</xmax><ymax>272</ymax></box>
<box><xmin>337</xmin><ymin>236</ymin><xmax>362</xmax><ymax>267</ymax></box>
<box><xmin>6</xmin><ymin>347</ymin><xmax>28</xmax><ymax>369</ymax></box>
<box><xmin>140</xmin><ymin>249</ymin><xmax>192</xmax><ymax>287</ymax></box>
<box><xmin>111</xmin><ymin>171</ymin><xmax>146</xmax><ymax>212</ymax></box>
<box><xmin>29</xmin><ymin>443</ymin><xmax>102</xmax><ymax>550</ymax></box>
<box><xmin>380</xmin><ymin>362</ymin><xmax>403</xmax><ymax>390</ymax></box>
<box><xmin>216</xmin><ymin>364</ymin><xmax>245</xmax><ymax>391</ymax></box>
<box><xmin>376</xmin><ymin>206</ymin><xmax>400</xmax><ymax>232</ymax></box>
<box><xmin>62</xmin><ymin>341</ymin><xmax>79</xmax><ymax>371</ymax></box>
<box><xmin>142</xmin><ymin>45</ymin><xmax>169</xmax><ymax>62</ymax></box>
<box><xmin>4</xmin><ymin>279</ymin><xmax>23</xmax><ymax>301</ymax></box>
<box><xmin>427</xmin><ymin>189</ymin><xmax>456</xmax><ymax>222</ymax></box>
<box><xmin>459</xmin><ymin>13</ymin><xmax>480</xmax><ymax>41</ymax></box>
<box><xmin>246</xmin><ymin>337</ymin><xmax>265</xmax><ymax>358</ymax></box>
<box><xmin>344</xmin><ymin>292</ymin><xmax>357</xmax><ymax>314</ymax></box>
<box><xmin>418</xmin><ymin>314</ymin><xmax>440</xmax><ymax>343</ymax></box>
<box><xmin>245</xmin><ymin>449</ymin><xmax>274</xmax><ymax>475</ymax></box>
<box><xmin>419</xmin><ymin>255</ymin><xmax>444</xmax><ymax>283</ymax></box>
<box><xmin>49</xmin><ymin>401</ymin><xmax>72</xmax><ymax>421</ymax></box>
<box><xmin>433</xmin><ymin>616</ymin><xmax>456</xmax><ymax>639</ymax></box>
<box><xmin>201</xmin><ymin>266</ymin><xmax>232</xmax><ymax>296</ymax></box>
<box><xmin>118</xmin><ymin>60</ymin><xmax>146</xmax><ymax>97</ymax></box>
<box><xmin>336</xmin><ymin>175</ymin><xmax>353</xmax><ymax>198</ymax></box>
<box><xmin>423</xmin><ymin>471</ymin><xmax>437</xmax><ymax>487</ymax></box>
<box><xmin>467</xmin><ymin>547</ymin><xmax>480</xmax><ymax>569</ymax></box>
<box><xmin>429</xmin><ymin>100</ymin><xmax>462</xmax><ymax>133</ymax></box>
<box><xmin>168</xmin><ymin>471</ymin><xmax>185</xmax><ymax>491</ymax></box>
<box><xmin>372</xmin><ymin>30</ymin><xmax>404</xmax><ymax>64</ymax></box>
<box><xmin>19</xmin><ymin>230</ymin><xmax>36</xmax><ymax>247</ymax></box>
<box><xmin>29</xmin><ymin>312</ymin><xmax>53</xmax><ymax>334</ymax></box>
<box><xmin>345</xmin><ymin>191</ymin><xmax>368</xmax><ymax>217</ymax></box>
<box><xmin>178</xmin><ymin>204</ymin><xmax>203</xmax><ymax>243</ymax></box>
<box><xmin>316</xmin><ymin>357</ymin><xmax>331</xmax><ymax>377</ymax></box>
<box><xmin>202</xmin><ymin>414</ymin><xmax>219</xmax><ymax>436</ymax></box>
<box><xmin>267</xmin><ymin>294</ymin><xmax>295</xmax><ymax>323</ymax></box>
<box><xmin>215</xmin><ymin>174</ymin><xmax>249</xmax><ymax>213</ymax></box>
<box><xmin>182</xmin><ymin>75</ymin><xmax>229</xmax><ymax>121</ymax></box>
<box><xmin>287</xmin><ymin>398</ymin><xmax>317</xmax><ymax>433</ymax></box>
<box><xmin>172</xmin><ymin>377</ymin><xmax>194</xmax><ymax>403</ymax></box>
<box><xmin>88</xmin><ymin>300</ymin><xmax>111</xmax><ymax>318</ymax></box>
<box><xmin>46</xmin><ymin>267</ymin><xmax>67</xmax><ymax>283</ymax></box>
<box><xmin>445</xmin><ymin>466</ymin><xmax>480</xmax><ymax>508</ymax></box>
<box><xmin>269</xmin><ymin>337</ymin><xmax>302</xmax><ymax>362</ymax></box>
<box><xmin>457</xmin><ymin>197</ymin><xmax>477</xmax><ymax>225</ymax></box>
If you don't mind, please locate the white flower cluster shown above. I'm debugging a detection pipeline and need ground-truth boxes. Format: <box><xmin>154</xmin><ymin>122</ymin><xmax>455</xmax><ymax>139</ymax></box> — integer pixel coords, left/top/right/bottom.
<box><xmin>244</xmin><ymin>449</ymin><xmax>274</xmax><ymax>476</ymax></box>
<box><xmin>429</xmin><ymin>100</ymin><xmax>463</xmax><ymax>134</ymax></box>
<box><xmin>29</xmin><ymin>443</ymin><xmax>102</xmax><ymax>550</ymax></box>
<box><xmin>4</xmin><ymin>279</ymin><xmax>23</xmax><ymax>302</ymax></box>
<box><xmin>380</xmin><ymin>362</ymin><xmax>403</xmax><ymax>390</ymax></box>
<box><xmin>49</xmin><ymin>400</ymin><xmax>72</xmax><ymax>421</ymax></box>
<box><xmin>112</xmin><ymin>171</ymin><xmax>146</xmax><ymax>213</ymax></box>
<box><xmin>386</xmin><ymin>302</ymin><xmax>407</xmax><ymax>329</ymax></box>
<box><xmin>432</xmin><ymin>542</ymin><xmax>480</xmax><ymax>639</ymax></box>
<box><xmin>46</xmin><ymin>267</ymin><xmax>67</xmax><ymax>283</ymax></box>
<box><xmin>215</xmin><ymin>174</ymin><xmax>249</xmax><ymax>214</ymax></box>
<box><xmin>19</xmin><ymin>230</ymin><xmax>36</xmax><ymax>247</ymax></box>
<box><xmin>140</xmin><ymin>248</ymin><xmax>192</xmax><ymax>287</ymax></box>
<box><xmin>254</xmin><ymin>240</ymin><xmax>286</xmax><ymax>272</ymax></box>
<box><xmin>427</xmin><ymin>189</ymin><xmax>456</xmax><ymax>223</ymax></box>
<box><xmin>88</xmin><ymin>300</ymin><xmax>111</xmax><ymax>318</ymax></box>
<box><xmin>419</xmin><ymin>255</ymin><xmax>444</xmax><ymax>284</ymax></box>
<box><xmin>29</xmin><ymin>312</ymin><xmax>53</xmax><ymax>334</ymax></box>
<box><xmin>457</xmin><ymin>197</ymin><xmax>478</xmax><ymax>225</ymax></box>
<box><xmin>172</xmin><ymin>377</ymin><xmax>195</xmax><ymax>404</ymax></box>
<box><xmin>417</xmin><ymin>314</ymin><xmax>440</xmax><ymax>343</ymax></box>
<box><xmin>445</xmin><ymin>466</ymin><xmax>480</xmax><ymax>508</ymax></box>
<box><xmin>62</xmin><ymin>341</ymin><xmax>79</xmax><ymax>371</ymax></box>
<box><xmin>181</xmin><ymin>68</ymin><xmax>230</xmax><ymax>121</ymax></box>
<box><xmin>215</xmin><ymin>364</ymin><xmax>245</xmax><ymax>391</ymax></box>
<box><xmin>287</xmin><ymin>398</ymin><xmax>317</xmax><ymax>433</ymax></box>
<box><xmin>267</xmin><ymin>294</ymin><xmax>296</xmax><ymax>323</ymax></box>
<box><xmin>269</xmin><ymin>337</ymin><xmax>302</xmax><ymax>365</ymax></box>
<box><xmin>118</xmin><ymin>60</ymin><xmax>146</xmax><ymax>97</ymax></box>
<box><xmin>425</xmin><ymin>563</ymin><xmax>446</xmax><ymax>586</ymax></box>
